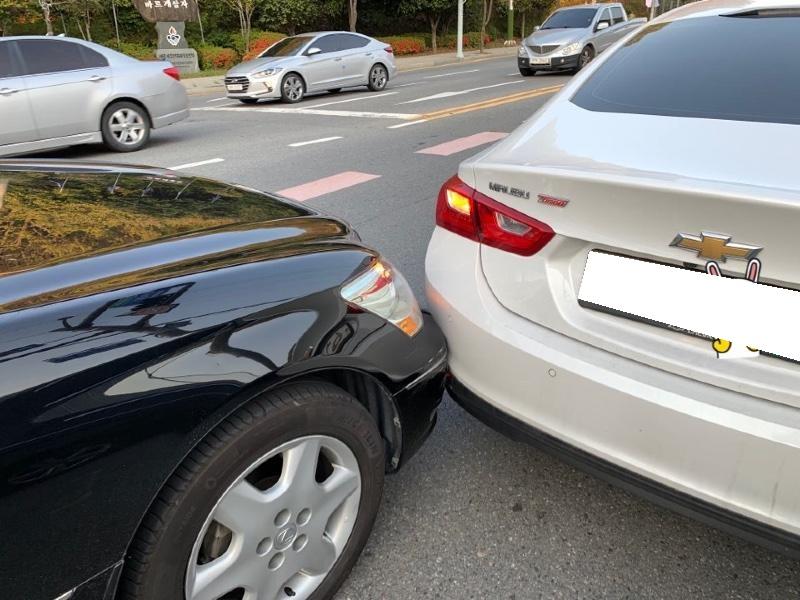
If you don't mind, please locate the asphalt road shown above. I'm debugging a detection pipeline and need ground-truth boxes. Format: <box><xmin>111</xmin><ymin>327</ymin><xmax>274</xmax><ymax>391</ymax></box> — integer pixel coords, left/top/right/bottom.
<box><xmin>37</xmin><ymin>57</ymin><xmax>800</xmax><ymax>599</ymax></box>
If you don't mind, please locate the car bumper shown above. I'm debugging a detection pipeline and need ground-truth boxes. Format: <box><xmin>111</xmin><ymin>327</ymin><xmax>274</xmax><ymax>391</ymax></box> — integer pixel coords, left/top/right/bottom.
<box><xmin>151</xmin><ymin>107</ymin><xmax>189</xmax><ymax>129</ymax></box>
<box><xmin>225</xmin><ymin>76</ymin><xmax>283</xmax><ymax>100</ymax></box>
<box><xmin>425</xmin><ymin>227</ymin><xmax>800</xmax><ymax>552</ymax></box>
<box><xmin>390</xmin><ymin>312</ymin><xmax>447</xmax><ymax>469</ymax></box>
<box><xmin>518</xmin><ymin>54</ymin><xmax>579</xmax><ymax>71</ymax></box>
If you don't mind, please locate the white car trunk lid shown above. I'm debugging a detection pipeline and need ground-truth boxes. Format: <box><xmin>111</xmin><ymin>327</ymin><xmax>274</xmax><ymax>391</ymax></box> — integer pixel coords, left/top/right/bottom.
<box><xmin>469</xmin><ymin>103</ymin><xmax>800</xmax><ymax>408</ymax></box>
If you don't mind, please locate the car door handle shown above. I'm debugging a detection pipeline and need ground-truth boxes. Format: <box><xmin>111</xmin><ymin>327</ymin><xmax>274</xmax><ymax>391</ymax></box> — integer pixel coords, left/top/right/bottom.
<box><xmin>87</xmin><ymin>75</ymin><xmax>107</xmax><ymax>82</ymax></box>
<box><xmin>0</xmin><ymin>87</ymin><xmax>19</xmax><ymax>96</ymax></box>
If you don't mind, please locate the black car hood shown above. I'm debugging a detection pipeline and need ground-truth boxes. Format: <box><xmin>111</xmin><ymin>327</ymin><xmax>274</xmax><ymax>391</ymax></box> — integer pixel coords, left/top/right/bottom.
<box><xmin>0</xmin><ymin>163</ymin><xmax>361</xmax><ymax>312</ymax></box>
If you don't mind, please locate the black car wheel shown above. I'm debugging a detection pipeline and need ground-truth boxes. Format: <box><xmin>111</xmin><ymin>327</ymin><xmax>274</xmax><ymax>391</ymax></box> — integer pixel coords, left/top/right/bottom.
<box><xmin>118</xmin><ymin>381</ymin><xmax>384</xmax><ymax>600</ymax></box>
<box><xmin>101</xmin><ymin>101</ymin><xmax>150</xmax><ymax>152</ymax></box>
<box><xmin>576</xmin><ymin>45</ymin><xmax>595</xmax><ymax>72</ymax></box>
<box><xmin>238</xmin><ymin>98</ymin><xmax>260</xmax><ymax>105</ymax></box>
<box><xmin>519</xmin><ymin>67</ymin><xmax>536</xmax><ymax>77</ymax></box>
<box><xmin>368</xmin><ymin>64</ymin><xmax>388</xmax><ymax>91</ymax></box>
<box><xmin>281</xmin><ymin>73</ymin><xmax>306</xmax><ymax>103</ymax></box>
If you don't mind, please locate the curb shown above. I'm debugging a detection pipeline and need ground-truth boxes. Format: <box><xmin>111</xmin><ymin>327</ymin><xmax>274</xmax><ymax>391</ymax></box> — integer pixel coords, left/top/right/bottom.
<box><xmin>182</xmin><ymin>46</ymin><xmax>517</xmax><ymax>96</ymax></box>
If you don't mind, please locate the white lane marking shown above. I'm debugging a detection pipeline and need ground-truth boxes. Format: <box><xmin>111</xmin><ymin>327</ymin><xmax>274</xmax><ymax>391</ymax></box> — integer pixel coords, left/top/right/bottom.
<box><xmin>423</xmin><ymin>68</ymin><xmax>481</xmax><ymax>79</ymax></box>
<box><xmin>393</xmin><ymin>82</ymin><xmax>420</xmax><ymax>88</ymax></box>
<box><xmin>387</xmin><ymin>119</ymin><xmax>428</xmax><ymax>129</ymax></box>
<box><xmin>305</xmin><ymin>91</ymin><xmax>398</xmax><ymax>108</ymax></box>
<box><xmin>506</xmin><ymin>72</ymin><xmax>521</xmax><ymax>76</ymax></box>
<box><xmin>205</xmin><ymin>97</ymin><xmax>229</xmax><ymax>103</ymax></box>
<box><xmin>194</xmin><ymin>106</ymin><xmax>419</xmax><ymax>120</ymax></box>
<box><xmin>169</xmin><ymin>158</ymin><xmax>225</xmax><ymax>171</ymax></box>
<box><xmin>399</xmin><ymin>81</ymin><xmax>524</xmax><ymax>104</ymax></box>
<box><xmin>288</xmin><ymin>136</ymin><xmax>343</xmax><ymax>147</ymax></box>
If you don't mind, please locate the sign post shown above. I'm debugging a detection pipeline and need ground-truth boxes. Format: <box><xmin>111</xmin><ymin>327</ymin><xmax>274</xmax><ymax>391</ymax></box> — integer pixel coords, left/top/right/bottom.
<box><xmin>132</xmin><ymin>0</ymin><xmax>200</xmax><ymax>74</ymax></box>
<box><xmin>456</xmin><ymin>0</ymin><xmax>465</xmax><ymax>59</ymax></box>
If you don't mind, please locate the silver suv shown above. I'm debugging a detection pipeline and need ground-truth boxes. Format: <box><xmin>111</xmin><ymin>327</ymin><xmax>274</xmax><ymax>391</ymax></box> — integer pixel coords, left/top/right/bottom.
<box><xmin>225</xmin><ymin>32</ymin><xmax>398</xmax><ymax>104</ymax></box>
<box><xmin>517</xmin><ymin>3</ymin><xmax>644</xmax><ymax>75</ymax></box>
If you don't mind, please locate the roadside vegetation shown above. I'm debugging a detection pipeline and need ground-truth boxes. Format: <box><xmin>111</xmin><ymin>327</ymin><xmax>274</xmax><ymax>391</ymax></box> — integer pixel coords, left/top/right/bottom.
<box><xmin>1</xmin><ymin>0</ymin><xmax>641</xmax><ymax>73</ymax></box>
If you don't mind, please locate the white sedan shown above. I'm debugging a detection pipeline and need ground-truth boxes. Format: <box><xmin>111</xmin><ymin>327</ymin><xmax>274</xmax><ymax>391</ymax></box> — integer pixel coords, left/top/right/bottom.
<box><xmin>426</xmin><ymin>0</ymin><xmax>800</xmax><ymax>553</ymax></box>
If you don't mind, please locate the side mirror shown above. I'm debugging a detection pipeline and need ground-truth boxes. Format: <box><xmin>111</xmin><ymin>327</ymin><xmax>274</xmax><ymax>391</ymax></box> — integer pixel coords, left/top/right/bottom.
<box><xmin>596</xmin><ymin>21</ymin><xmax>610</xmax><ymax>31</ymax></box>
<box><xmin>306</xmin><ymin>47</ymin><xmax>321</xmax><ymax>56</ymax></box>
<box><xmin>533</xmin><ymin>25</ymin><xmax>541</xmax><ymax>31</ymax></box>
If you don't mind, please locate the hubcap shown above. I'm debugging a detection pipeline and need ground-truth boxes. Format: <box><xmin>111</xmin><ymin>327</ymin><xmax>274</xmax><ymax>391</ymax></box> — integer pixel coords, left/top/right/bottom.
<box><xmin>185</xmin><ymin>435</ymin><xmax>361</xmax><ymax>600</ymax></box>
<box><xmin>284</xmin><ymin>77</ymin><xmax>303</xmax><ymax>101</ymax></box>
<box><xmin>109</xmin><ymin>108</ymin><xmax>145</xmax><ymax>145</ymax></box>
<box><xmin>370</xmin><ymin>67</ymin><xmax>387</xmax><ymax>88</ymax></box>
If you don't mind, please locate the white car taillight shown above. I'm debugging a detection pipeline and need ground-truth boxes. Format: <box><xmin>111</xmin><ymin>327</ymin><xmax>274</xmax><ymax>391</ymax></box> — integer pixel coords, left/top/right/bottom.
<box><xmin>340</xmin><ymin>259</ymin><xmax>423</xmax><ymax>337</ymax></box>
<box><xmin>435</xmin><ymin>174</ymin><xmax>555</xmax><ymax>256</ymax></box>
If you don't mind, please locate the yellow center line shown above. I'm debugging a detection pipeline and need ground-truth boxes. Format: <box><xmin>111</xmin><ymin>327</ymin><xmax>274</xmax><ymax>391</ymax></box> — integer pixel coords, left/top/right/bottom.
<box><xmin>418</xmin><ymin>85</ymin><xmax>563</xmax><ymax>122</ymax></box>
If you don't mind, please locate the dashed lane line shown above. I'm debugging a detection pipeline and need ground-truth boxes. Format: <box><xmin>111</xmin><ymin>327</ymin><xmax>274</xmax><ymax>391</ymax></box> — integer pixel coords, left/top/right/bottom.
<box><xmin>193</xmin><ymin>106</ymin><xmax>420</xmax><ymax>120</ymax></box>
<box><xmin>169</xmin><ymin>158</ymin><xmax>225</xmax><ymax>170</ymax></box>
<box><xmin>288</xmin><ymin>136</ymin><xmax>343</xmax><ymax>148</ymax></box>
<box><xmin>423</xmin><ymin>69</ymin><xmax>481</xmax><ymax>79</ymax></box>
<box><xmin>398</xmin><ymin>80</ymin><xmax>524</xmax><ymax>104</ymax></box>
<box><xmin>303</xmin><ymin>91</ymin><xmax>398</xmax><ymax>108</ymax></box>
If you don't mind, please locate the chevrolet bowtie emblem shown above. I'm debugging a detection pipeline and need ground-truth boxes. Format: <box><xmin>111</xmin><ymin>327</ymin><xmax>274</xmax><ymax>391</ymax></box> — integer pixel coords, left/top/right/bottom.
<box><xmin>670</xmin><ymin>232</ymin><xmax>762</xmax><ymax>262</ymax></box>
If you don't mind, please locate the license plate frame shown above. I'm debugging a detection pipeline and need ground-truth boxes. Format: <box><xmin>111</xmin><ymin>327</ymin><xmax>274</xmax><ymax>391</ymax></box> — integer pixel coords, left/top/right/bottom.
<box><xmin>226</xmin><ymin>84</ymin><xmax>244</xmax><ymax>91</ymax></box>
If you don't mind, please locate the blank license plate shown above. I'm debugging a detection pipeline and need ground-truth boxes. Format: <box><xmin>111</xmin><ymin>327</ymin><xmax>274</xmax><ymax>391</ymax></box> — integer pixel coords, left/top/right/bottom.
<box><xmin>227</xmin><ymin>84</ymin><xmax>243</xmax><ymax>91</ymax></box>
<box><xmin>578</xmin><ymin>251</ymin><xmax>800</xmax><ymax>362</ymax></box>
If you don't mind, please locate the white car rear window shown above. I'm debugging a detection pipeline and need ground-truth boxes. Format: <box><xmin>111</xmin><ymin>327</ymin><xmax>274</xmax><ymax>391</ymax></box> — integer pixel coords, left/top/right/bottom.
<box><xmin>571</xmin><ymin>14</ymin><xmax>800</xmax><ymax>125</ymax></box>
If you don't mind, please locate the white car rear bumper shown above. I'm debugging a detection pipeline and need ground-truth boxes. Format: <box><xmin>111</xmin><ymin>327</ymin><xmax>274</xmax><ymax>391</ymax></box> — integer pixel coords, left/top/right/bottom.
<box><xmin>425</xmin><ymin>227</ymin><xmax>800</xmax><ymax>548</ymax></box>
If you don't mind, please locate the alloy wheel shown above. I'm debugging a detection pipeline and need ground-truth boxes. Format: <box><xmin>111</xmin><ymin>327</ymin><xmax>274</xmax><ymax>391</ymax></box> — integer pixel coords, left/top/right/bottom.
<box><xmin>579</xmin><ymin>47</ymin><xmax>593</xmax><ymax>69</ymax></box>
<box><xmin>185</xmin><ymin>435</ymin><xmax>361</xmax><ymax>600</ymax></box>
<box><xmin>108</xmin><ymin>108</ymin><xmax>146</xmax><ymax>146</ymax></box>
<box><xmin>370</xmin><ymin>66</ymin><xmax>387</xmax><ymax>90</ymax></box>
<box><xmin>283</xmin><ymin>76</ymin><xmax>304</xmax><ymax>102</ymax></box>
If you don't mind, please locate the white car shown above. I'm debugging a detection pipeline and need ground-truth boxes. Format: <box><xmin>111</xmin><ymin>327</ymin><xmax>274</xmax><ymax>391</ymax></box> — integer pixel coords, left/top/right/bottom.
<box><xmin>426</xmin><ymin>0</ymin><xmax>800</xmax><ymax>553</ymax></box>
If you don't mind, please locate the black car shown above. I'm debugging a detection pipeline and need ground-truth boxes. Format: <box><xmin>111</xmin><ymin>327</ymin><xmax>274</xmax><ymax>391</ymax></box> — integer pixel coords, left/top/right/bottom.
<box><xmin>0</xmin><ymin>161</ymin><xmax>446</xmax><ymax>600</ymax></box>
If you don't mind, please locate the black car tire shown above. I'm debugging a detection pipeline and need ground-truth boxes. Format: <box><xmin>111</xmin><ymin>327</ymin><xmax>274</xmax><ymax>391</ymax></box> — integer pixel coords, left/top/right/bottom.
<box><xmin>118</xmin><ymin>381</ymin><xmax>385</xmax><ymax>600</ymax></box>
<box><xmin>238</xmin><ymin>98</ymin><xmax>260</xmax><ymax>104</ymax></box>
<box><xmin>576</xmin><ymin>45</ymin><xmax>595</xmax><ymax>72</ymax></box>
<box><xmin>519</xmin><ymin>67</ymin><xmax>536</xmax><ymax>77</ymax></box>
<box><xmin>328</xmin><ymin>88</ymin><xmax>343</xmax><ymax>94</ymax></box>
<box><xmin>281</xmin><ymin>73</ymin><xmax>306</xmax><ymax>103</ymax></box>
<box><xmin>101</xmin><ymin>101</ymin><xmax>150</xmax><ymax>153</ymax></box>
<box><xmin>368</xmin><ymin>64</ymin><xmax>388</xmax><ymax>91</ymax></box>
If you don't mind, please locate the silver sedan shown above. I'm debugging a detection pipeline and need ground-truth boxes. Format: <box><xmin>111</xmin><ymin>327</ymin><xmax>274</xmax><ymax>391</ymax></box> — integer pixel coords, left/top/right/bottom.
<box><xmin>225</xmin><ymin>32</ymin><xmax>398</xmax><ymax>104</ymax></box>
<box><xmin>0</xmin><ymin>36</ymin><xmax>189</xmax><ymax>156</ymax></box>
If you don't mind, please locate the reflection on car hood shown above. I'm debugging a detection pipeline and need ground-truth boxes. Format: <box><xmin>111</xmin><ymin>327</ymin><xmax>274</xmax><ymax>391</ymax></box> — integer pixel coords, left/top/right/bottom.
<box><xmin>525</xmin><ymin>29</ymin><xmax>583</xmax><ymax>47</ymax></box>
<box><xmin>226</xmin><ymin>56</ymin><xmax>290</xmax><ymax>76</ymax></box>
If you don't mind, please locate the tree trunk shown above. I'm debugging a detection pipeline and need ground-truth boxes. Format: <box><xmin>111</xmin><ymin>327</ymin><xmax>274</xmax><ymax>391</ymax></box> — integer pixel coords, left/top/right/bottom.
<box><xmin>39</xmin><ymin>0</ymin><xmax>54</xmax><ymax>36</ymax></box>
<box><xmin>480</xmin><ymin>0</ymin><xmax>494</xmax><ymax>53</ymax></box>
<box><xmin>429</xmin><ymin>15</ymin><xmax>440</xmax><ymax>52</ymax></box>
<box><xmin>348</xmin><ymin>0</ymin><xmax>357</xmax><ymax>32</ymax></box>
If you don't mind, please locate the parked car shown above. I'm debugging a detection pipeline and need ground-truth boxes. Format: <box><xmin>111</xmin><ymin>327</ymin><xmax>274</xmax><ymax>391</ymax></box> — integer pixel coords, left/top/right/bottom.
<box><xmin>517</xmin><ymin>3</ymin><xmax>644</xmax><ymax>75</ymax></box>
<box><xmin>0</xmin><ymin>36</ymin><xmax>188</xmax><ymax>157</ymax></box>
<box><xmin>428</xmin><ymin>0</ymin><xmax>800</xmax><ymax>555</ymax></box>
<box><xmin>224</xmin><ymin>32</ymin><xmax>397</xmax><ymax>104</ymax></box>
<box><xmin>0</xmin><ymin>160</ymin><xmax>446</xmax><ymax>600</ymax></box>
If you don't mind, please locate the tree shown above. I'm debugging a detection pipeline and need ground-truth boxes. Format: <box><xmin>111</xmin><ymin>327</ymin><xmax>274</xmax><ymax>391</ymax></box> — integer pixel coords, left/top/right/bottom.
<box><xmin>399</xmin><ymin>0</ymin><xmax>456</xmax><ymax>52</ymax></box>
<box><xmin>223</xmin><ymin>0</ymin><xmax>262</xmax><ymax>52</ymax></box>
<box><xmin>513</xmin><ymin>0</ymin><xmax>554</xmax><ymax>36</ymax></box>
<box><xmin>479</xmin><ymin>0</ymin><xmax>493</xmax><ymax>52</ymax></box>
<box><xmin>0</xmin><ymin>0</ymin><xmax>38</xmax><ymax>36</ymax></box>
<box><xmin>38</xmin><ymin>0</ymin><xmax>55</xmax><ymax>35</ymax></box>
<box><xmin>59</xmin><ymin>0</ymin><xmax>103</xmax><ymax>41</ymax></box>
<box><xmin>259</xmin><ymin>0</ymin><xmax>323</xmax><ymax>36</ymax></box>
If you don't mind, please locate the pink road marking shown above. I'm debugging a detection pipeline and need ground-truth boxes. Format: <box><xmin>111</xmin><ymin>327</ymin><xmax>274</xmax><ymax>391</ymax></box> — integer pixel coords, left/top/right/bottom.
<box><xmin>277</xmin><ymin>171</ymin><xmax>381</xmax><ymax>202</ymax></box>
<box><xmin>416</xmin><ymin>131</ymin><xmax>508</xmax><ymax>157</ymax></box>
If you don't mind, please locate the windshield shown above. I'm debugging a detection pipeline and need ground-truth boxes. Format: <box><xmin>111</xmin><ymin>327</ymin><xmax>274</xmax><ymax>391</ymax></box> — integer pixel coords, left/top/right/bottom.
<box><xmin>571</xmin><ymin>15</ymin><xmax>800</xmax><ymax>125</ymax></box>
<box><xmin>260</xmin><ymin>36</ymin><xmax>313</xmax><ymax>58</ymax></box>
<box><xmin>541</xmin><ymin>8</ymin><xmax>598</xmax><ymax>29</ymax></box>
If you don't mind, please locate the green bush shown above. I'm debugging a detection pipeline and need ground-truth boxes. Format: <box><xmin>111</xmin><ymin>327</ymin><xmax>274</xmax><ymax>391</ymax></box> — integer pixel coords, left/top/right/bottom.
<box><xmin>117</xmin><ymin>41</ymin><xmax>156</xmax><ymax>61</ymax></box>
